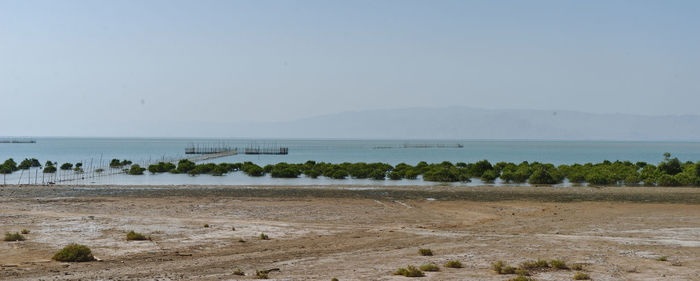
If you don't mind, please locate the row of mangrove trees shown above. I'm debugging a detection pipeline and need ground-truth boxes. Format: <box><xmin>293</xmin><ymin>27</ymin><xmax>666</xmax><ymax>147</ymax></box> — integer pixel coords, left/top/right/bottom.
<box><xmin>2</xmin><ymin>153</ymin><xmax>699</xmax><ymax>186</ymax></box>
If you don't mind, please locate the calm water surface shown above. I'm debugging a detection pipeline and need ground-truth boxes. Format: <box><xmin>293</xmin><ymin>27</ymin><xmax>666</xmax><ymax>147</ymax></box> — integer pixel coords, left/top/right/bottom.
<box><xmin>1</xmin><ymin>138</ymin><xmax>699</xmax><ymax>186</ymax></box>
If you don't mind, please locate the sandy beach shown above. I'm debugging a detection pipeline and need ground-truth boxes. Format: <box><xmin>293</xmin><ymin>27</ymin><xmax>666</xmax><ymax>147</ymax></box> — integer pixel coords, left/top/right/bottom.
<box><xmin>1</xmin><ymin>185</ymin><xmax>699</xmax><ymax>280</ymax></box>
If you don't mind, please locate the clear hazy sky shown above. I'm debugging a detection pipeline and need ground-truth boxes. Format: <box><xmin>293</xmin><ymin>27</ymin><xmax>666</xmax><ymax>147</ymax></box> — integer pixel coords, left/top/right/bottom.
<box><xmin>1</xmin><ymin>0</ymin><xmax>699</xmax><ymax>137</ymax></box>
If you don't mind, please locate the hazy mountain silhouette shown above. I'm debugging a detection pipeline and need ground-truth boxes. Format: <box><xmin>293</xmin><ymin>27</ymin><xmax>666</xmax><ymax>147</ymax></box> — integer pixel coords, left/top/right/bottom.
<box><xmin>231</xmin><ymin>106</ymin><xmax>700</xmax><ymax>140</ymax></box>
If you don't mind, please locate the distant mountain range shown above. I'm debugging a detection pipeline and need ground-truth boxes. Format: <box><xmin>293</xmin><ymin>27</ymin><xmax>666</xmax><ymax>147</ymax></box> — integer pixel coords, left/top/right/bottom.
<box><xmin>230</xmin><ymin>106</ymin><xmax>700</xmax><ymax>141</ymax></box>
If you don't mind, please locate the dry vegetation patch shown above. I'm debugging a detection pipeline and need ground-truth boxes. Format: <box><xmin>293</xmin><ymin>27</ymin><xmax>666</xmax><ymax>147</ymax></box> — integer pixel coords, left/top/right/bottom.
<box><xmin>52</xmin><ymin>244</ymin><xmax>95</xmax><ymax>262</ymax></box>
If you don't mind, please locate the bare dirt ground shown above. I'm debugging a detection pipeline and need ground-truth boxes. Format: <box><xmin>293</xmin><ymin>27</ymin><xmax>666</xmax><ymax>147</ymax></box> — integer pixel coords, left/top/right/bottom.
<box><xmin>1</xmin><ymin>185</ymin><xmax>699</xmax><ymax>280</ymax></box>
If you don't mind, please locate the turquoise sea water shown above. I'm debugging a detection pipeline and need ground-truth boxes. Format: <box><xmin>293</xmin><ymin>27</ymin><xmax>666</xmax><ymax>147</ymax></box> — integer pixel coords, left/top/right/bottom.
<box><xmin>1</xmin><ymin>138</ymin><xmax>699</xmax><ymax>186</ymax></box>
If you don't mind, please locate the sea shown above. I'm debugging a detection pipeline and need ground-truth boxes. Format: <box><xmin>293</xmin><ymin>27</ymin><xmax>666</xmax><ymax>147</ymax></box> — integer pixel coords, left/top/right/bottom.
<box><xmin>1</xmin><ymin>137</ymin><xmax>699</xmax><ymax>186</ymax></box>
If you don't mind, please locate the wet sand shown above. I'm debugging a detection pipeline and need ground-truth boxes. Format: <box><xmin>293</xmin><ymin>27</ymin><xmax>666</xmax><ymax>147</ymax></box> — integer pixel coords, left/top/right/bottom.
<box><xmin>1</xmin><ymin>185</ymin><xmax>699</xmax><ymax>280</ymax></box>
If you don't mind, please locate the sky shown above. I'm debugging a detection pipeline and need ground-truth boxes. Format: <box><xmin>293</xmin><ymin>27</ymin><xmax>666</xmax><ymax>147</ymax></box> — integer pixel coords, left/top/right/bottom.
<box><xmin>1</xmin><ymin>0</ymin><xmax>699</xmax><ymax>137</ymax></box>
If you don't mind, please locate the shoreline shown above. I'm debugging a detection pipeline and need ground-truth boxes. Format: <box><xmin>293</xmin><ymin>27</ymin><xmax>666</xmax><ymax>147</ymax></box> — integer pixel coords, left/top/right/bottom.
<box><xmin>2</xmin><ymin>184</ymin><xmax>700</xmax><ymax>204</ymax></box>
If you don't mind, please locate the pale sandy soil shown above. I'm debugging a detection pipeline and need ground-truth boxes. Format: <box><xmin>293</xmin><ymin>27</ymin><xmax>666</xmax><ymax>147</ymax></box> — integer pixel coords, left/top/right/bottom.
<box><xmin>1</xmin><ymin>185</ymin><xmax>699</xmax><ymax>280</ymax></box>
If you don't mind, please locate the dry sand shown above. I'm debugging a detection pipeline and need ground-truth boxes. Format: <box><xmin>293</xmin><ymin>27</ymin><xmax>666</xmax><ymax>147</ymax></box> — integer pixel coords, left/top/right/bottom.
<box><xmin>1</xmin><ymin>185</ymin><xmax>699</xmax><ymax>280</ymax></box>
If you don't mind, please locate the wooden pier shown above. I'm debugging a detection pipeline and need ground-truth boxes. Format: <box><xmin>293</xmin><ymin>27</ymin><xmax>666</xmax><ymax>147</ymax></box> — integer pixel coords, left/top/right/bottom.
<box><xmin>403</xmin><ymin>143</ymin><xmax>463</xmax><ymax>148</ymax></box>
<box><xmin>0</xmin><ymin>139</ymin><xmax>36</xmax><ymax>144</ymax></box>
<box><xmin>244</xmin><ymin>147</ymin><xmax>288</xmax><ymax>155</ymax></box>
<box><xmin>185</xmin><ymin>145</ymin><xmax>237</xmax><ymax>155</ymax></box>
<box><xmin>186</xmin><ymin>149</ymin><xmax>238</xmax><ymax>162</ymax></box>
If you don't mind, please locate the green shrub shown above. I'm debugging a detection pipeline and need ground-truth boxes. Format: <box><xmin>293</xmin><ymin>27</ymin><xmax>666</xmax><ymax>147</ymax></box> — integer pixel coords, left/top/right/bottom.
<box><xmin>520</xmin><ymin>259</ymin><xmax>549</xmax><ymax>269</ymax></box>
<box><xmin>404</xmin><ymin>169</ymin><xmax>420</xmax><ymax>179</ymax></box>
<box><xmin>550</xmin><ymin>259</ymin><xmax>568</xmax><ymax>269</ymax></box>
<box><xmin>528</xmin><ymin>166</ymin><xmax>562</xmax><ymax>185</ymax></box>
<box><xmin>60</xmin><ymin>163</ymin><xmax>73</xmax><ymax>170</ymax></box>
<box><xmin>241</xmin><ymin>162</ymin><xmax>265</xmax><ymax>177</ymax></box>
<box><xmin>255</xmin><ymin>269</ymin><xmax>270</xmax><ymax>279</ymax></box>
<box><xmin>481</xmin><ymin>169</ymin><xmax>499</xmax><ymax>182</ymax></box>
<box><xmin>128</xmin><ymin>164</ymin><xmax>146</xmax><ymax>175</ymax></box>
<box><xmin>330</xmin><ymin>169</ymin><xmax>348</xmax><ymax>179</ymax></box>
<box><xmin>175</xmin><ymin>159</ymin><xmax>196</xmax><ymax>174</ymax></box>
<box><xmin>43</xmin><ymin>166</ymin><xmax>57</xmax><ymax>173</ymax></box>
<box><xmin>492</xmin><ymin>260</ymin><xmax>515</xmax><ymax>274</ymax></box>
<box><xmin>259</xmin><ymin>233</ymin><xmax>269</xmax><ymax>240</ymax></box>
<box><xmin>110</xmin><ymin>159</ymin><xmax>133</xmax><ymax>168</ymax></box>
<box><xmin>514</xmin><ymin>268</ymin><xmax>530</xmax><ymax>276</ymax></box>
<box><xmin>126</xmin><ymin>230</ymin><xmax>150</xmax><ymax>241</ymax></box>
<box><xmin>304</xmin><ymin>169</ymin><xmax>322</xmax><ymax>178</ymax></box>
<box><xmin>656</xmin><ymin>256</ymin><xmax>668</xmax><ymax>261</ymax></box>
<box><xmin>20</xmin><ymin>229</ymin><xmax>30</xmax><ymax>234</ymax></box>
<box><xmin>418</xmin><ymin>248</ymin><xmax>433</xmax><ymax>256</ymax></box>
<box><xmin>148</xmin><ymin>162</ymin><xmax>176</xmax><ymax>174</ymax></box>
<box><xmin>444</xmin><ymin>260</ymin><xmax>463</xmax><ymax>268</ymax></box>
<box><xmin>270</xmin><ymin>163</ymin><xmax>301</xmax><ymax>178</ymax></box>
<box><xmin>571</xmin><ymin>263</ymin><xmax>584</xmax><ymax>271</ymax></box>
<box><xmin>419</xmin><ymin>264</ymin><xmax>439</xmax><ymax>272</ymax></box>
<box><xmin>203</xmin><ymin>224</ymin><xmax>209</xmax><ymax>228</ymax></box>
<box><xmin>657</xmin><ymin>174</ymin><xmax>680</xmax><ymax>186</ymax></box>
<box><xmin>423</xmin><ymin>166</ymin><xmax>462</xmax><ymax>182</ymax></box>
<box><xmin>4</xmin><ymin>232</ymin><xmax>25</xmax><ymax>241</ymax></box>
<box><xmin>659</xmin><ymin>154</ymin><xmax>682</xmax><ymax>175</ymax></box>
<box><xmin>52</xmin><ymin>244</ymin><xmax>95</xmax><ymax>262</ymax></box>
<box><xmin>573</xmin><ymin>272</ymin><xmax>590</xmax><ymax>280</ymax></box>
<box><xmin>233</xmin><ymin>268</ymin><xmax>245</xmax><ymax>276</ymax></box>
<box><xmin>388</xmin><ymin>172</ymin><xmax>403</xmax><ymax>180</ymax></box>
<box><xmin>18</xmin><ymin>158</ymin><xmax>41</xmax><ymax>170</ymax></box>
<box><xmin>238</xmin><ymin>239</ymin><xmax>246</xmax><ymax>243</ymax></box>
<box><xmin>331</xmin><ymin>278</ymin><xmax>339</xmax><ymax>281</ymax></box>
<box><xmin>394</xmin><ymin>265</ymin><xmax>425</xmax><ymax>277</ymax></box>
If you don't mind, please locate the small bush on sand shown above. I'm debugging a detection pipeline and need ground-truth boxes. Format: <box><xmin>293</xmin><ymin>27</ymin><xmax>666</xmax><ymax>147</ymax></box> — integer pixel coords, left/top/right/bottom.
<box><xmin>231</xmin><ymin>226</ymin><xmax>236</xmax><ymax>231</ymax></box>
<box><xmin>515</xmin><ymin>268</ymin><xmax>530</xmax><ymax>276</ymax></box>
<box><xmin>259</xmin><ymin>233</ymin><xmax>269</xmax><ymax>240</ymax></box>
<box><xmin>444</xmin><ymin>260</ymin><xmax>463</xmax><ymax>268</ymax></box>
<box><xmin>255</xmin><ymin>270</ymin><xmax>268</xmax><ymax>279</ymax></box>
<box><xmin>203</xmin><ymin>224</ymin><xmax>209</xmax><ymax>228</ymax></box>
<box><xmin>571</xmin><ymin>263</ymin><xmax>584</xmax><ymax>270</ymax></box>
<box><xmin>418</xmin><ymin>263</ymin><xmax>439</xmax><ymax>272</ymax></box>
<box><xmin>521</xmin><ymin>259</ymin><xmax>549</xmax><ymax>270</ymax></box>
<box><xmin>52</xmin><ymin>244</ymin><xmax>95</xmax><ymax>262</ymax></box>
<box><xmin>573</xmin><ymin>272</ymin><xmax>590</xmax><ymax>280</ymax></box>
<box><xmin>394</xmin><ymin>265</ymin><xmax>425</xmax><ymax>277</ymax></box>
<box><xmin>656</xmin><ymin>256</ymin><xmax>668</xmax><ymax>261</ymax></box>
<box><xmin>21</xmin><ymin>229</ymin><xmax>30</xmax><ymax>234</ymax></box>
<box><xmin>126</xmin><ymin>230</ymin><xmax>150</xmax><ymax>241</ymax></box>
<box><xmin>418</xmin><ymin>248</ymin><xmax>433</xmax><ymax>256</ymax></box>
<box><xmin>331</xmin><ymin>278</ymin><xmax>339</xmax><ymax>281</ymax></box>
<box><xmin>4</xmin><ymin>232</ymin><xmax>25</xmax><ymax>241</ymax></box>
<box><xmin>238</xmin><ymin>239</ymin><xmax>246</xmax><ymax>243</ymax></box>
<box><xmin>233</xmin><ymin>268</ymin><xmax>245</xmax><ymax>276</ymax></box>
<box><xmin>550</xmin><ymin>259</ymin><xmax>568</xmax><ymax>269</ymax></box>
<box><xmin>492</xmin><ymin>260</ymin><xmax>515</xmax><ymax>274</ymax></box>
<box><xmin>491</xmin><ymin>260</ymin><xmax>504</xmax><ymax>273</ymax></box>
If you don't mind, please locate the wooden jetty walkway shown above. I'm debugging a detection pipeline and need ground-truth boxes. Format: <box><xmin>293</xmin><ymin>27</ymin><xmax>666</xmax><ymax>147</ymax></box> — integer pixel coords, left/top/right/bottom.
<box><xmin>186</xmin><ymin>149</ymin><xmax>238</xmax><ymax>162</ymax></box>
<box><xmin>244</xmin><ymin>147</ymin><xmax>288</xmax><ymax>155</ymax></box>
<box><xmin>0</xmin><ymin>139</ymin><xmax>36</xmax><ymax>144</ymax></box>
